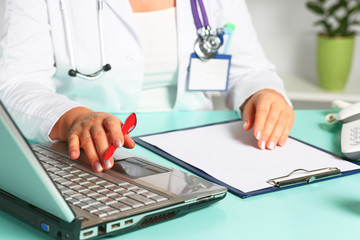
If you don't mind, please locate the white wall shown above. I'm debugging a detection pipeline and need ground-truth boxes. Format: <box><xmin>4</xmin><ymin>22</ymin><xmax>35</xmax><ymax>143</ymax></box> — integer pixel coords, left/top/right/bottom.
<box><xmin>246</xmin><ymin>0</ymin><xmax>360</xmax><ymax>81</ymax></box>
<box><xmin>0</xmin><ymin>0</ymin><xmax>4</xmax><ymax>34</ymax></box>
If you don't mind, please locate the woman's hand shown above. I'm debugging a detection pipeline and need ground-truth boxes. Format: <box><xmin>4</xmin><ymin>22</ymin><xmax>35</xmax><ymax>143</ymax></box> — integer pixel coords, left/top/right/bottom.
<box><xmin>241</xmin><ymin>89</ymin><xmax>294</xmax><ymax>150</ymax></box>
<box><xmin>49</xmin><ymin>107</ymin><xmax>135</xmax><ymax>172</ymax></box>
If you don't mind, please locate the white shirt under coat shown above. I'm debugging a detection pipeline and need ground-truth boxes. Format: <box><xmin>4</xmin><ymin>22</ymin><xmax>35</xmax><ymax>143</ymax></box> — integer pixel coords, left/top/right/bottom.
<box><xmin>0</xmin><ymin>0</ymin><xmax>291</xmax><ymax>142</ymax></box>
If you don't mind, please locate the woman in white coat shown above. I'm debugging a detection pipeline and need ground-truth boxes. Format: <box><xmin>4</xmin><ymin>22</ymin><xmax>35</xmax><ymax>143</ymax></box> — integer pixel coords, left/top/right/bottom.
<box><xmin>0</xmin><ymin>0</ymin><xmax>294</xmax><ymax>172</ymax></box>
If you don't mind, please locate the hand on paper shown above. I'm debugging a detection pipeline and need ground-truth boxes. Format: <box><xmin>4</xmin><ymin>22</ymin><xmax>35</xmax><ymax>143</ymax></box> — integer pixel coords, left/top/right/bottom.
<box><xmin>49</xmin><ymin>107</ymin><xmax>135</xmax><ymax>172</ymax></box>
<box><xmin>241</xmin><ymin>89</ymin><xmax>294</xmax><ymax>150</ymax></box>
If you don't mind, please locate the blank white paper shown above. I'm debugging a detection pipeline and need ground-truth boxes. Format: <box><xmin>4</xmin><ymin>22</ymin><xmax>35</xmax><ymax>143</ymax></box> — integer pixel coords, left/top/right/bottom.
<box><xmin>139</xmin><ymin>121</ymin><xmax>360</xmax><ymax>193</ymax></box>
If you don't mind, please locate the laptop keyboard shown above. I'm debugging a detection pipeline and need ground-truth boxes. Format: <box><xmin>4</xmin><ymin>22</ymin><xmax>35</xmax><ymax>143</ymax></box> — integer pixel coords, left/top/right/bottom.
<box><xmin>32</xmin><ymin>146</ymin><xmax>168</xmax><ymax>219</ymax></box>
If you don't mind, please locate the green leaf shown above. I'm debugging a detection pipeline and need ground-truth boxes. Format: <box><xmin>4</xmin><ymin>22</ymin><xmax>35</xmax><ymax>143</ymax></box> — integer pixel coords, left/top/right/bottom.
<box><xmin>339</xmin><ymin>0</ymin><xmax>348</xmax><ymax>8</ymax></box>
<box><xmin>306</xmin><ymin>0</ymin><xmax>360</xmax><ymax>35</ymax></box>
<box><xmin>351</xmin><ymin>20</ymin><xmax>360</xmax><ymax>25</ymax></box>
<box><xmin>328</xmin><ymin>3</ymin><xmax>344</xmax><ymax>16</ymax></box>
<box><xmin>349</xmin><ymin>4</ymin><xmax>360</xmax><ymax>15</ymax></box>
<box><xmin>322</xmin><ymin>21</ymin><xmax>333</xmax><ymax>35</ymax></box>
<box><xmin>314</xmin><ymin>19</ymin><xmax>325</xmax><ymax>26</ymax></box>
<box><xmin>333</xmin><ymin>16</ymin><xmax>349</xmax><ymax>36</ymax></box>
<box><xmin>306</xmin><ymin>2</ymin><xmax>324</xmax><ymax>14</ymax></box>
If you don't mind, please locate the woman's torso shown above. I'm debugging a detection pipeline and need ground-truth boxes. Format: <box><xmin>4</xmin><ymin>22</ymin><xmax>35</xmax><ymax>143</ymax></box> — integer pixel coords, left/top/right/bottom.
<box><xmin>46</xmin><ymin>0</ymin><xmax>232</xmax><ymax>113</ymax></box>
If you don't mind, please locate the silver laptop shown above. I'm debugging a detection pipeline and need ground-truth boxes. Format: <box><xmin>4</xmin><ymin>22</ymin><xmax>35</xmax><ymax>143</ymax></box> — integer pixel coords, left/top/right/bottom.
<box><xmin>0</xmin><ymin>101</ymin><xmax>227</xmax><ymax>239</ymax></box>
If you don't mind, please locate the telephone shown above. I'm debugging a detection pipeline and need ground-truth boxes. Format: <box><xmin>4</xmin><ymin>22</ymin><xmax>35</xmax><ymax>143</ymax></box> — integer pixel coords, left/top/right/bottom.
<box><xmin>338</xmin><ymin>101</ymin><xmax>360</xmax><ymax>160</ymax></box>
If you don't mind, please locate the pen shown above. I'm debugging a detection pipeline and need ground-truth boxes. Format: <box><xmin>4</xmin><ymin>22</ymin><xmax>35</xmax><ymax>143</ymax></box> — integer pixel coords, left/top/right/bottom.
<box><xmin>223</xmin><ymin>23</ymin><xmax>235</xmax><ymax>54</ymax></box>
<box><xmin>103</xmin><ymin>113</ymin><xmax>137</xmax><ymax>161</ymax></box>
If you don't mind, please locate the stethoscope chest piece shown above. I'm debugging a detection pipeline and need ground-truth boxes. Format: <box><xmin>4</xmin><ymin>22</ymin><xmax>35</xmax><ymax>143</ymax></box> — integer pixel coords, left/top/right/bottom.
<box><xmin>194</xmin><ymin>33</ymin><xmax>222</xmax><ymax>61</ymax></box>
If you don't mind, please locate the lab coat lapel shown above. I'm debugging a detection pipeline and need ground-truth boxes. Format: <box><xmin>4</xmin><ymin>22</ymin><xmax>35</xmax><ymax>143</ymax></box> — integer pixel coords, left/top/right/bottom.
<box><xmin>174</xmin><ymin>1</ymin><xmax>213</xmax><ymax>110</ymax></box>
<box><xmin>176</xmin><ymin>0</ymin><xmax>197</xmax><ymax>66</ymax></box>
<box><xmin>104</xmin><ymin>0</ymin><xmax>141</xmax><ymax>46</ymax></box>
<box><xmin>104</xmin><ymin>0</ymin><xmax>133</xmax><ymax>24</ymax></box>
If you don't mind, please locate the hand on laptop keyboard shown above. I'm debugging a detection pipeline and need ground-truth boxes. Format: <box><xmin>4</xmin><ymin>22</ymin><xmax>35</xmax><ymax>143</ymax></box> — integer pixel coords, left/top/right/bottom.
<box><xmin>49</xmin><ymin>107</ymin><xmax>135</xmax><ymax>173</ymax></box>
<box><xmin>34</xmin><ymin>147</ymin><xmax>169</xmax><ymax>219</ymax></box>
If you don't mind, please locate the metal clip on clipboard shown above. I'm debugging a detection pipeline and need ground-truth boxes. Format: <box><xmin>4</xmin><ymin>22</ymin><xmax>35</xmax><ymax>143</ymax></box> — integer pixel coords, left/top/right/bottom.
<box><xmin>267</xmin><ymin>167</ymin><xmax>341</xmax><ymax>188</ymax></box>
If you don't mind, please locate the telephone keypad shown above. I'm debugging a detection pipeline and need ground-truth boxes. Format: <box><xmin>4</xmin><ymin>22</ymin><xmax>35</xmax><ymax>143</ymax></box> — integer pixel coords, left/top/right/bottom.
<box><xmin>350</xmin><ymin>127</ymin><xmax>360</xmax><ymax>145</ymax></box>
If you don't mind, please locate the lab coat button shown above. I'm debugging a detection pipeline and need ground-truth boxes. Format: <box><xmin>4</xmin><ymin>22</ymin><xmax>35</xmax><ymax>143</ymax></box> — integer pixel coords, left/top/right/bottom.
<box><xmin>120</xmin><ymin>106</ymin><xmax>127</xmax><ymax>111</ymax></box>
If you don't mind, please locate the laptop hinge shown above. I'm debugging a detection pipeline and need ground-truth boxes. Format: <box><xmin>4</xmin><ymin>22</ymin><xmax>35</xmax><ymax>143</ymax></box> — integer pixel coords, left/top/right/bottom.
<box><xmin>0</xmin><ymin>188</ymin><xmax>17</xmax><ymax>200</ymax></box>
<box><xmin>0</xmin><ymin>188</ymin><xmax>82</xmax><ymax>239</ymax></box>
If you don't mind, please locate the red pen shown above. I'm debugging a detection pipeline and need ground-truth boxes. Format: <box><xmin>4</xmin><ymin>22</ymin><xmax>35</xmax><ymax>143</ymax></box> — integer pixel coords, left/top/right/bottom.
<box><xmin>103</xmin><ymin>113</ymin><xmax>137</xmax><ymax>161</ymax></box>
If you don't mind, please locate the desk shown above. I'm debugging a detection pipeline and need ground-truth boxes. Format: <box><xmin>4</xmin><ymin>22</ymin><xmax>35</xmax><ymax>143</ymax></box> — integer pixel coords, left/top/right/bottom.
<box><xmin>2</xmin><ymin>110</ymin><xmax>360</xmax><ymax>240</ymax></box>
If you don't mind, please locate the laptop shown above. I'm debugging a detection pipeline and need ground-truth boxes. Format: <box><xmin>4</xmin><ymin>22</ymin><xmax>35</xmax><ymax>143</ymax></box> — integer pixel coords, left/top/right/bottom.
<box><xmin>0</xmin><ymin>101</ymin><xmax>227</xmax><ymax>239</ymax></box>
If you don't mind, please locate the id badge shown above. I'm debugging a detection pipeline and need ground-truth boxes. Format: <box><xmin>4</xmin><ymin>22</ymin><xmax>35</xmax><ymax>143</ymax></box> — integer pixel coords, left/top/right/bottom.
<box><xmin>187</xmin><ymin>52</ymin><xmax>231</xmax><ymax>91</ymax></box>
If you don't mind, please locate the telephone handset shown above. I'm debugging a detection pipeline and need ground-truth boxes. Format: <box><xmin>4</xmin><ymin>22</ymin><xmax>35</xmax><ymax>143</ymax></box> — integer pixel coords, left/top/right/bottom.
<box><xmin>338</xmin><ymin>101</ymin><xmax>360</xmax><ymax>160</ymax></box>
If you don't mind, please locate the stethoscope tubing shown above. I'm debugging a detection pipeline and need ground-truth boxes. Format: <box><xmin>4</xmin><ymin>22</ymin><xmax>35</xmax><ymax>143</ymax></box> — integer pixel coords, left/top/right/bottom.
<box><xmin>60</xmin><ymin>0</ymin><xmax>76</xmax><ymax>70</ymax></box>
<box><xmin>60</xmin><ymin>0</ymin><xmax>109</xmax><ymax>80</ymax></box>
<box><xmin>190</xmin><ymin>0</ymin><xmax>209</xmax><ymax>30</ymax></box>
<box><xmin>98</xmin><ymin>0</ymin><xmax>106</xmax><ymax>66</ymax></box>
<box><xmin>60</xmin><ymin>0</ymin><xmax>218</xmax><ymax>79</ymax></box>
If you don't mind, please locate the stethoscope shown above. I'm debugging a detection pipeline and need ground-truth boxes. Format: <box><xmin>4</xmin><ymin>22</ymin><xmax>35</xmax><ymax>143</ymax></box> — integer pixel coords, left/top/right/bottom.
<box><xmin>191</xmin><ymin>0</ymin><xmax>224</xmax><ymax>61</ymax></box>
<box><xmin>60</xmin><ymin>0</ymin><xmax>111</xmax><ymax>80</ymax></box>
<box><xmin>60</xmin><ymin>0</ymin><xmax>222</xmax><ymax>80</ymax></box>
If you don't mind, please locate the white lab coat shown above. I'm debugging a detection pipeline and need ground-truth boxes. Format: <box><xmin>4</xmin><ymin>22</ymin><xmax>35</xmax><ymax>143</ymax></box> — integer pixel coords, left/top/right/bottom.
<box><xmin>0</xmin><ymin>0</ymin><xmax>291</xmax><ymax>142</ymax></box>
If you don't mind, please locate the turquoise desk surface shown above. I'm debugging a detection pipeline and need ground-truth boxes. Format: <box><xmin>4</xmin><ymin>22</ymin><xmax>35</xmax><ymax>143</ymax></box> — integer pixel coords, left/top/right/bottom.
<box><xmin>2</xmin><ymin>110</ymin><xmax>360</xmax><ymax>240</ymax></box>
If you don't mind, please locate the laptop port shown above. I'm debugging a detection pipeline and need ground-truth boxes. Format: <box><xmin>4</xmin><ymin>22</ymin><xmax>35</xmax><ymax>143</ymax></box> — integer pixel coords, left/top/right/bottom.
<box><xmin>80</xmin><ymin>227</ymin><xmax>98</xmax><ymax>239</ymax></box>
<box><xmin>40</xmin><ymin>222</ymin><xmax>50</xmax><ymax>232</ymax></box>
<box><xmin>125</xmin><ymin>219</ymin><xmax>133</xmax><ymax>226</ymax></box>
<box><xmin>111</xmin><ymin>223</ymin><xmax>121</xmax><ymax>229</ymax></box>
<box><xmin>83</xmin><ymin>231</ymin><xmax>93</xmax><ymax>237</ymax></box>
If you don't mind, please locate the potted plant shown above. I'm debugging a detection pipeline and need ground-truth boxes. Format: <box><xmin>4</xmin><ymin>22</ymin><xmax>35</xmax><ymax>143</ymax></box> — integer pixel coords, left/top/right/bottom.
<box><xmin>306</xmin><ymin>0</ymin><xmax>360</xmax><ymax>91</ymax></box>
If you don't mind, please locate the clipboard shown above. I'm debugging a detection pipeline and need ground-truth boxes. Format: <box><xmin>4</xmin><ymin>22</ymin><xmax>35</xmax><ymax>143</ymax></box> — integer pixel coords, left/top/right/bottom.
<box><xmin>133</xmin><ymin>120</ymin><xmax>360</xmax><ymax>198</ymax></box>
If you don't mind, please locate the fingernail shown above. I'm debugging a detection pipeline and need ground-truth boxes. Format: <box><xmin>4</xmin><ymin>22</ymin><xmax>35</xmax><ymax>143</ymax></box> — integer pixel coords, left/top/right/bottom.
<box><xmin>268</xmin><ymin>141</ymin><xmax>275</xmax><ymax>150</ymax></box>
<box><xmin>94</xmin><ymin>162</ymin><xmax>103</xmax><ymax>172</ymax></box>
<box><xmin>104</xmin><ymin>160</ymin><xmax>112</xmax><ymax>169</ymax></box>
<box><xmin>70</xmin><ymin>151</ymin><xmax>76</xmax><ymax>158</ymax></box>
<box><xmin>260</xmin><ymin>140</ymin><xmax>266</xmax><ymax>150</ymax></box>
<box><xmin>256</xmin><ymin>130</ymin><xmax>261</xmax><ymax>140</ymax></box>
<box><xmin>243</xmin><ymin>121</ymin><xmax>248</xmax><ymax>130</ymax></box>
<box><xmin>115</xmin><ymin>138</ymin><xmax>122</xmax><ymax>148</ymax></box>
<box><xmin>279</xmin><ymin>139</ymin><xmax>286</xmax><ymax>147</ymax></box>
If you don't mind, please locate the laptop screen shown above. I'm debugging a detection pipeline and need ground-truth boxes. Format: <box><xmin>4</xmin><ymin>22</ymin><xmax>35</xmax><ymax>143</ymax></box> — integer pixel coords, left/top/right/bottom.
<box><xmin>0</xmin><ymin>102</ymin><xmax>75</xmax><ymax>222</ymax></box>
